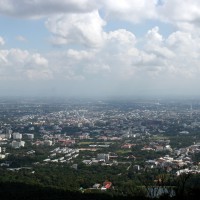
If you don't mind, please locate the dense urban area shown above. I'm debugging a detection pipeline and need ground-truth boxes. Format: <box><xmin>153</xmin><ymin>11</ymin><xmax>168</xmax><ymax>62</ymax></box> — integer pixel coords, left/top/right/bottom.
<box><xmin>1</xmin><ymin>97</ymin><xmax>200</xmax><ymax>199</ymax></box>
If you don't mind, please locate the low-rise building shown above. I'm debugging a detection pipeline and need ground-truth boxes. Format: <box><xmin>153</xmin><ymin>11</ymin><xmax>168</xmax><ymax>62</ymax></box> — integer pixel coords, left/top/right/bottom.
<box><xmin>13</xmin><ymin>132</ymin><xmax>22</xmax><ymax>140</ymax></box>
<box><xmin>97</xmin><ymin>153</ymin><xmax>109</xmax><ymax>162</ymax></box>
<box><xmin>44</xmin><ymin>140</ymin><xmax>53</xmax><ymax>146</ymax></box>
<box><xmin>11</xmin><ymin>140</ymin><xmax>25</xmax><ymax>148</ymax></box>
<box><xmin>27</xmin><ymin>134</ymin><xmax>34</xmax><ymax>140</ymax></box>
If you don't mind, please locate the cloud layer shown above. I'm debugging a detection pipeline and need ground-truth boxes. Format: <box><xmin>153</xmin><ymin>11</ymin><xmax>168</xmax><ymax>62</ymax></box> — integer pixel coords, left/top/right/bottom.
<box><xmin>0</xmin><ymin>0</ymin><xmax>200</xmax><ymax>96</ymax></box>
<box><xmin>0</xmin><ymin>0</ymin><xmax>98</xmax><ymax>18</ymax></box>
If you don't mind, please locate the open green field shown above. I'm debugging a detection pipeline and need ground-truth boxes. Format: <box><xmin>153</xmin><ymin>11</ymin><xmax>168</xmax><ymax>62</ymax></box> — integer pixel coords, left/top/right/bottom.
<box><xmin>116</xmin><ymin>149</ymin><xmax>132</xmax><ymax>154</ymax></box>
<box><xmin>152</xmin><ymin>134</ymin><xmax>169</xmax><ymax>140</ymax></box>
<box><xmin>77</xmin><ymin>141</ymin><xmax>94</xmax><ymax>145</ymax></box>
<box><xmin>78</xmin><ymin>141</ymin><xmax>114</xmax><ymax>145</ymax></box>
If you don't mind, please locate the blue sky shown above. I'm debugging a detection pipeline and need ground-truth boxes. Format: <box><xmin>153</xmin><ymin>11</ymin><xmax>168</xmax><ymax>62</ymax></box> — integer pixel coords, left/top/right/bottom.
<box><xmin>0</xmin><ymin>0</ymin><xmax>200</xmax><ymax>98</ymax></box>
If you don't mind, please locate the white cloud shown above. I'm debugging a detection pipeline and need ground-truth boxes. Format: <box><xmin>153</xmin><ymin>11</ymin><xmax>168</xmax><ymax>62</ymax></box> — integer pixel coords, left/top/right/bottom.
<box><xmin>33</xmin><ymin>54</ymin><xmax>48</xmax><ymax>66</ymax></box>
<box><xmin>0</xmin><ymin>36</ymin><xmax>5</xmax><ymax>46</ymax></box>
<box><xmin>156</xmin><ymin>0</ymin><xmax>200</xmax><ymax>36</ymax></box>
<box><xmin>67</xmin><ymin>49</ymin><xmax>94</xmax><ymax>61</ymax></box>
<box><xmin>167</xmin><ymin>31</ymin><xmax>194</xmax><ymax>48</ymax></box>
<box><xmin>101</xmin><ymin>0</ymin><xmax>157</xmax><ymax>23</ymax></box>
<box><xmin>0</xmin><ymin>48</ymin><xmax>51</xmax><ymax>80</ymax></box>
<box><xmin>0</xmin><ymin>0</ymin><xmax>98</xmax><ymax>18</ymax></box>
<box><xmin>157</xmin><ymin>0</ymin><xmax>200</xmax><ymax>23</ymax></box>
<box><xmin>144</xmin><ymin>27</ymin><xmax>175</xmax><ymax>59</ymax></box>
<box><xmin>1</xmin><ymin>24</ymin><xmax>200</xmax><ymax>88</ymax></box>
<box><xmin>45</xmin><ymin>10</ymin><xmax>106</xmax><ymax>48</ymax></box>
<box><xmin>100</xmin><ymin>0</ymin><xmax>200</xmax><ymax>33</ymax></box>
<box><xmin>146</xmin><ymin>26</ymin><xmax>163</xmax><ymax>44</ymax></box>
<box><xmin>1</xmin><ymin>0</ymin><xmax>200</xmax><ymax>29</ymax></box>
<box><xmin>106</xmin><ymin>29</ymin><xmax>136</xmax><ymax>46</ymax></box>
<box><xmin>1</xmin><ymin>0</ymin><xmax>200</xmax><ymax>96</ymax></box>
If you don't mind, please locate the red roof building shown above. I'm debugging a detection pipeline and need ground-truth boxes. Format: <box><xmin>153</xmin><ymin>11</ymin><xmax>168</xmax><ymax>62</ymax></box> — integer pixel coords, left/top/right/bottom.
<box><xmin>103</xmin><ymin>181</ymin><xmax>112</xmax><ymax>189</ymax></box>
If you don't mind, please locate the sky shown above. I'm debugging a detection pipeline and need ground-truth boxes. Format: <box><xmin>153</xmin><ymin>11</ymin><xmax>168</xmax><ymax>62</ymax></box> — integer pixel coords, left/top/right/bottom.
<box><xmin>0</xmin><ymin>0</ymin><xmax>200</xmax><ymax>98</ymax></box>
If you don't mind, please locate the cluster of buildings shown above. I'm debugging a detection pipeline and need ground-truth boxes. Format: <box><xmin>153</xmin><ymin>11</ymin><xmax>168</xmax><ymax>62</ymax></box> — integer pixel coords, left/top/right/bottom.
<box><xmin>91</xmin><ymin>181</ymin><xmax>112</xmax><ymax>190</ymax></box>
<box><xmin>144</xmin><ymin>143</ymin><xmax>200</xmax><ymax>175</ymax></box>
<box><xmin>82</xmin><ymin>153</ymin><xmax>110</xmax><ymax>165</ymax></box>
<box><xmin>0</xmin><ymin>99</ymin><xmax>200</xmax><ymax>177</ymax></box>
<box><xmin>43</xmin><ymin>147</ymin><xmax>79</xmax><ymax>163</ymax></box>
<box><xmin>0</xmin><ymin>130</ymin><xmax>35</xmax><ymax>149</ymax></box>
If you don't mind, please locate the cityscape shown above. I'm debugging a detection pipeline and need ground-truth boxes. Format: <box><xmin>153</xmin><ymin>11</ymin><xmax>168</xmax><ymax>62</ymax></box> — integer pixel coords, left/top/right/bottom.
<box><xmin>0</xmin><ymin>97</ymin><xmax>200</xmax><ymax>199</ymax></box>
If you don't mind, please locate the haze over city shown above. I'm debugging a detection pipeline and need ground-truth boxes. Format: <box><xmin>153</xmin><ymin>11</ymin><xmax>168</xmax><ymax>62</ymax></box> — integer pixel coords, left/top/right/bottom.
<box><xmin>0</xmin><ymin>0</ymin><xmax>200</xmax><ymax>97</ymax></box>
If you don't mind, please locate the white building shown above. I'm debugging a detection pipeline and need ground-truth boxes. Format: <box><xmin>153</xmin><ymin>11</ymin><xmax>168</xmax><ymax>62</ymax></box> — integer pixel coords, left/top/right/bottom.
<box><xmin>44</xmin><ymin>140</ymin><xmax>53</xmax><ymax>146</ymax></box>
<box><xmin>11</xmin><ymin>140</ymin><xmax>25</xmax><ymax>148</ymax></box>
<box><xmin>97</xmin><ymin>154</ymin><xmax>109</xmax><ymax>162</ymax></box>
<box><xmin>0</xmin><ymin>154</ymin><xmax>5</xmax><ymax>159</ymax></box>
<box><xmin>13</xmin><ymin>132</ymin><xmax>22</xmax><ymax>140</ymax></box>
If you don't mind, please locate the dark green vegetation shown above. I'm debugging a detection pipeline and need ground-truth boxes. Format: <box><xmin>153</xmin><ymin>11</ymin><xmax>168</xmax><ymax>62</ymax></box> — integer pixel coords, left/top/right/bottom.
<box><xmin>0</xmin><ymin>165</ymin><xmax>200</xmax><ymax>200</ymax></box>
<box><xmin>0</xmin><ymin>182</ymin><xmax>150</xmax><ymax>200</ymax></box>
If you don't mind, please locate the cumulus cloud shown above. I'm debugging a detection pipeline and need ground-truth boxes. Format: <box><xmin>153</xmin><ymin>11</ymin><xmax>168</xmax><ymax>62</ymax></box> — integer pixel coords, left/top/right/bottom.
<box><xmin>1</xmin><ymin>0</ymin><xmax>200</xmax><ymax>96</ymax></box>
<box><xmin>1</xmin><ymin>0</ymin><xmax>200</xmax><ymax>28</ymax></box>
<box><xmin>106</xmin><ymin>29</ymin><xmax>136</xmax><ymax>46</ymax></box>
<box><xmin>157</xmin><ymin>0</ymin><xmax>200</xmax><ymax>23</ymax></box>
<box><xmin>101</xmin><ymin>0</ymin><xmax>157</xmax><ymax>23</ymax></box>
<box><xmin>45</xmin><ymin>10</ymin><xmax>106</xmax><ymax>48</ymax></box>
<box><xmin>1</xmin><ymin>24</ymin><xmax>200</xmax><ymax>95</ymax></box>
<box><xmin>0</xmin><ymin>25</ymin><xmax>200</xmax><ymax>90</ymax></box>
<box><xmin>0</xmin><ymin>0</ymin><xmax>98</xmax><ymax>18</ymax></box>
<box><xmin>0</xmin><ymin>48</ymin><xmax>51</xmax><ymax>80</ymax></box>
<box><xmin>101</xmin><ymin>0</ymin><xmax>200</xmax><ymax>27</ymax></box>
<box><xmin>66</xmin><ymin>49</ymin><xmax>94</xmax><ymax>61</ymax></box>
<box><xmin>146</xmin><ymin>26</ymin><xmax>163</xmax><ymax>44</ymax></box>
<box><xmin>167</xmin><ymin>31</ymin><xmax>195</xmax><ymax>48</ymax></box>
<box><xmin>144</xmin><ymin>27</ymin><xmax>175</xmax><ymax>60</ymax></box>
<box><xmin>43</xmin><ymin>24</ymin><xmax>200</xmax><ymax>82</ymax></box>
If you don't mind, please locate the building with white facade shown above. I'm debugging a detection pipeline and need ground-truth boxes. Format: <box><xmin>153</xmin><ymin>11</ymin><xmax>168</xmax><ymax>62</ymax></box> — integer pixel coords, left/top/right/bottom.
<box><xmin>44</xmin><ymin>140</ymin><xmax>53</xmax><ymax>146</ymax></box>
<box><xmin>13</xmin><ymin>132</ymin><xmax>22</xmax><ymax>140</ymax></box>
<box><xmin>97</xmin><ymin>154</ymin><xmax>110</xmax><ymax>162</ymax></box>
<box><xmin>11</xmin><ymin>140</ymin><xmax>25</xmax><ymax>148</ymax></box>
